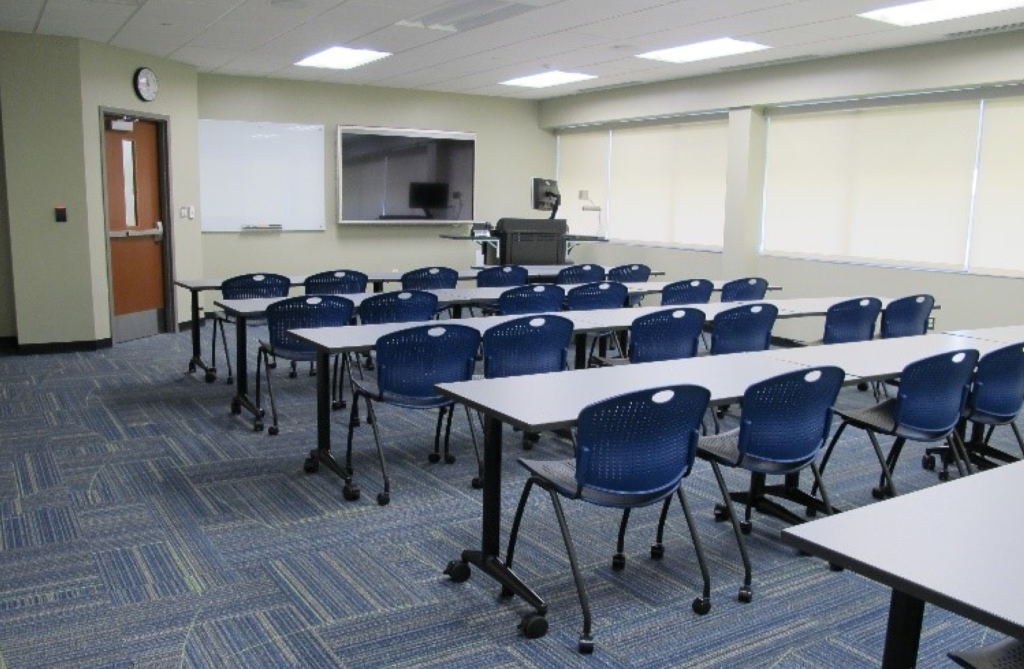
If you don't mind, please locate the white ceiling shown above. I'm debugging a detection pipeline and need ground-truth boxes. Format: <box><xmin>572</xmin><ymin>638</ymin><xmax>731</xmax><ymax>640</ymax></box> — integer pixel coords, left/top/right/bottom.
<box><xmin>4</xmin><ymin>0</ymin><xmax>1024</xmax><ymax>100</ymax></box>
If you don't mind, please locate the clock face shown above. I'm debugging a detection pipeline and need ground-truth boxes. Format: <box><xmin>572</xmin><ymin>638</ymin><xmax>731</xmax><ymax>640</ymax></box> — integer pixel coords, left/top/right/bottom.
<box><xmin>133</xmin><ymin>67</ymin><xmax>158</xmax><ymax>102</ymax></box>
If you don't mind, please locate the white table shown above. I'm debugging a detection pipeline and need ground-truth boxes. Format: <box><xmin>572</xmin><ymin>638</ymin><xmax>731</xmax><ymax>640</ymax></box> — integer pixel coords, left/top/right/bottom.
<box><xmin>946</xmin><ymin>324</ymin><xmax>1024</xmax><ymax>344</ymax></box>
<box><xmin>782</xmin><ymin>460</ymin><xmax>1024</xmax><ymax>669</ymax></box>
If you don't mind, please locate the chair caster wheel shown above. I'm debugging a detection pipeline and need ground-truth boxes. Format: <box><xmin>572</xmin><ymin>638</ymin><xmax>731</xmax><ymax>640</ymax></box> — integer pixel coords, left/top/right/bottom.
<box><xmin>288</xmin><ymin>370</ymin><xmax>297</xmax><ymax>379</ymax></box>
<box><xmin>922</xmin><ymin>454</ymin><xmax>936</xmax><ymax>471</ymax></box>
<box><xmin>650</xmin><ymin>544</ymin><xmax>665</xmax><ymax>560</ymax></box>
<box><xmin>443</xmin><ymin>560</ymin><xmax>471</xmax><ymax>583</ymax></box>
<box><xmin>428</xmin><ymin>453</ymin><xmax>441</xmax><ymax>463</ymax></box>
<box><xmin>303</xmin><ymin>454</ymin><xmax>319</xmax><ymax>473</ymax></box>
<box><xmin>471</xmin><ymin>477</ymin><xmax>483</xmax><ymax>490</ymax></box>
<box><xmin>519</xmin><ymin>613</ymin><xmax>548</xmax><ymax>639</ymax></box>
<box><xmin>738</xmin><ymin>586</ymin><xmax>753</xmax><ymax>603</ymax></box>
<box><xmin>342</xmin><ymin>485</ymin><xmax>360</xmax><ymax>501</ymax></box>
<box><xmin>938</xmin><ymin>470</ymin><xmax>950</xmax><ymax>482</ymax></box>
<box><xmin>204</xmin><ymin>370</ymin><xmax>217</xmax><ymax>383</ymax></box>
<box><xmin>268</xmin><ymin>425</ymin><xmax>279</xmax><ymax>436</ymax></box>
<box><xmin>578</xmin><ymin>636</ymin><xmax>594</xmax><ymax>654</ymax></box>
<box><xmin>521</xmin><ymin>440</ymin><xmax>534</xmax><ymax>451</ymax></box>
<box><xmin>254</xmin><ymin>421</ymin><xmax>264</xmax><ymax>432</ymax></box>
<box><xmin>377</xmin><ymin>492</ymin><xmax>390</xmax><ymax>506</ymax></box>
<box><xmin>500</xmin><ymin>586</ymin><xmax>514</xmax><ymax>599</ymax></box>
<box><xmin>258</xmin><ymin>408</ymin><xmax>266</xmax><ymax>417</ymax></box>
<box><xmin>332</xmin><ymin>400</ymin><xmax>346</xmax><ymax>410</ymax></box>
<box><xmin>713</xmin><ymin>504</ymin><xmax>730</xmax><ymax>522</ymax></box>
<box><xmin>444</xmin><ymin>454</ymin><xmax>456</xmax><ymax>464</ymax></box>
<box><xmin>692</xmin><ymin>597</ymin><xmax>711</xmax><ymax>615</ymax></box>
<box><xmin>857</xmin><ymin>382</ymin><xmax>868</xmax><ymax>391</ymax></box>
<box><xmin>871</xmin><ymin>486</ymin><xmax>891</xmax><ymax>500</ymax></box>
<box><xmin>740</xmin><ymin>521</ymin><xmax>752</xmax><ymax>535</ymax></box>
<box><xmin>231</xmin><ymin>400</ymin><xmax>241</xmax><ymax>415</ymax></box>
<box><xmin>611</xmin><ymin>553</ymin><xmax>625</xmax><ymax>571</ymax></box>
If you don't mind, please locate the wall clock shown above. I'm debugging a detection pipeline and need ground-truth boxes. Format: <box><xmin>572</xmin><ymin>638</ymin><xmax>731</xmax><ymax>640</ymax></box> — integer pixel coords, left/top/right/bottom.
<box><xmin>133</xmin><ymin>67</ymin><xmax>159</xmax><ymax>102</ymax></box>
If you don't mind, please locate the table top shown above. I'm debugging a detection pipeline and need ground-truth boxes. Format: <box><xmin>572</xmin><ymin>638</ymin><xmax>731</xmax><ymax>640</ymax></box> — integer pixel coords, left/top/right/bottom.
<box><xmin>782</xmin><ymin>460</ymin><xmax>1024</xmax><ymax>641</ymax></box>
<box><xmin>946</xmin><ymin>324</ymin><xmax>1024</xmax><ymax>345</ymax></box>
<box><xmin>435</xmin><ymin>352</ymin><xmax>818</xmax><ymax>432</ymax></box>
<box><xmin>766</xmin><ymin>333</ymin><xmax>1005</xmax><ymax>382</ymax></box>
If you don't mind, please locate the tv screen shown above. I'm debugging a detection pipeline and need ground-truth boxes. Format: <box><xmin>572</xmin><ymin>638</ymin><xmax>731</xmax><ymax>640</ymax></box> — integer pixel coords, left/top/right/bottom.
<box><xmin>339</xmin><ymin>127</ymin><xmax>475</xmax><ymax>223</ymax></box>
<box><xmin>532</xmin><ymin>177</ymin><xmax>560</xmax><ymax>211</ymax></box>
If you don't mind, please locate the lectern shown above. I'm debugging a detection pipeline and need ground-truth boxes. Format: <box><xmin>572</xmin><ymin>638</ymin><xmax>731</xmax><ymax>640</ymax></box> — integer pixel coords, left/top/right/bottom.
<box><xmin>493</xmin><ymin>218</ymin><xmax>568</xmax><ymax>265</ymax></box>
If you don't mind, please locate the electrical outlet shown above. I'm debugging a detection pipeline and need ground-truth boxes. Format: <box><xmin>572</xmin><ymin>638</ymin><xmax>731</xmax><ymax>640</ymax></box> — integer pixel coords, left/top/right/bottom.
<box><xmin>927</xmin><ymin>316</ymin><xmax>935</xmax><ymax>331</ymax></box>
<box><xmin>179</xmin><ymin>206</ymin><xmax>188</xmax><ymax>218</ymax></box>
<box><xmin>188</xmin><ymin>205</ymin><xmax>196</xmax><ymax>219</ymax></box>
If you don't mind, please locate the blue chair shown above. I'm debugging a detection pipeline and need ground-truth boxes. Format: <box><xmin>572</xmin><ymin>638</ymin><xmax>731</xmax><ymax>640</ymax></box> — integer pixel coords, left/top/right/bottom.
<box><xmin>822</xmin><ymin>297</ymin><xmax>882</xmax><ymax>344</ymax></box>
<box><xmin>303</xmin><ymin>269</ymin><xmax>368</xmax><ymax>295</ymax></box>
<box><xmin>504</xmin><ymin>384</ymin><xmax>713</xmax><ymax>653</ymax></box>
<box><xmin>566</xmin><ymin>282</ymin><xmax>630</xmax><ymax>363</ymax></box>
<box><xmin>881</xmin><ymin>294</ymin><xmax>935</xmax><ymax>338</ymax></box>
<box><xmin>696</xmin><ymin>366</ymin><xmax>845</xmax><ymax>602</ymax></box>
<box><xmin>607</xmin><ymin>264</ymin><xmax>651</xmax><ymax>306</ymax></box>
<box><xmin>357</xmin><ymin>290</ymin><xmax>438</xmax><ymax>325</ymax></box>
<box><xmin>818</xmin><ymin>348</ymin><xmax>980</xmax><ymax>500</ymax></box>
<box><xmin>476</xmin><ymin>265</ymin><xmax>528</xmax><ymax>287</ymax></box>
<box><xmin>661</xmin><ymin>279</ymin><xmax>714</xmax><ymax>306</ymax></box>
<box><xmin>925</xmin><ymin>342</ymin><xmax>1024</xmax><ymax>478</ymax></box>
<box><xmin>720</xmin><ymin>277</ymin><xmax>769</xmax><ymax>302</ymax></box>
<box><xmin>556</xmin><ymin>264</ymin><xmax>605</xmax><ymax>285</ymax></box>
<box><xmin>212</xmin><ymin>272</ymin><xmax>291</xmax><ymax>385</ymax></box>
<box><xmin>709</xmin><ymin>303</ymin><xmax>778</xmax><ymax>356</ymax></box>
<box><xmin>496</xmin><ymin>284</ymin><xmax>565</xmax><ymax>315</ymax></box>
<box><xmin>948</xmin><ymin>638</ymin><xmax>1024</xmax><ymax>669</ymax></box>
<box><xmin>254</xmin><ymin>295</ymin><xmax>355</xmax><ymax>435</ymax></box>
<box><xmin>400</xmin><ymin>266</ymin><xmax>459</xmax><ymax>290</ymax></box>
<box><xmin>346</xmin><ymin>323</ymin><xmax>481</xmax><ymax>505</ymax></box>
<box><xmin>628</xmin><ymin>308</ymin><xmax>706</xmax><ymax>363</ymax></box>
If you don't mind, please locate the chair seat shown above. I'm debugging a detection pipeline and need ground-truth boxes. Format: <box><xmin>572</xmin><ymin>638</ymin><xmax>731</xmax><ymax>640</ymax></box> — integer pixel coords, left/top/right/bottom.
<box><xmin>520</xmin><ymin>458</ymin><xmax>578</xmax><ymax>497</ymax></box>
<box><xmin>259</xmin><ymin>341</ymin><xmax>317</xmax><ymax>363</ymax></box>
<box><xmin>949</xmin><ymin>638</ymin><xmax>1024</xmax><ymax>669</ymax></box>
<box><xmin>351</xmin><ymin>377</ymin><xmax>452</xmax><ymax>409</ymax></box>
<box><xmin>697</xmin><ymin>429</ymin><xmax>741</xmax><ymax>466</ymax></box>
<box><xmin>835</xmin><ymin>399</ymin><xmax>898</xmax><ymax>433</ymax></box>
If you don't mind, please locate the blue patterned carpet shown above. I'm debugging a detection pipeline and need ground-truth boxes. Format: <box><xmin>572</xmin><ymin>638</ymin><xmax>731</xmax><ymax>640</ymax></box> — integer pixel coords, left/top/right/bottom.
<box><xmin>0</xmin><ymin>328</ymin><xmax>1005</xmax><ymax>667</ymax></box>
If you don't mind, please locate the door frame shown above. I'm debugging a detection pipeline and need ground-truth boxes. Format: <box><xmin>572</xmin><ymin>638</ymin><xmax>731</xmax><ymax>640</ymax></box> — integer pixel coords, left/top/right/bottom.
<box><xmin>99</xmin><ymin>107</ymin><xmax>177</xmax><ymax>338</ymax></box>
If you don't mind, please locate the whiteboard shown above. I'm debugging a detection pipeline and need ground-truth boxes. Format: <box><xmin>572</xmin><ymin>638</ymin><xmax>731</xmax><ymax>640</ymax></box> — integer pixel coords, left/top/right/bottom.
<box><xmin>199</xmin><ymin>120</ymin><xmax>326</xmax><ymax>232</ymax></box>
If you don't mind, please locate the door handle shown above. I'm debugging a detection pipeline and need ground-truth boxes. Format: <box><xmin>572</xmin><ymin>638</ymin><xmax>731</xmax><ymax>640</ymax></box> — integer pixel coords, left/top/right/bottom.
<box><xmin>109</xmin><ymin>221</ymin><xmax>163</xmax><ymax>239</ymax></box>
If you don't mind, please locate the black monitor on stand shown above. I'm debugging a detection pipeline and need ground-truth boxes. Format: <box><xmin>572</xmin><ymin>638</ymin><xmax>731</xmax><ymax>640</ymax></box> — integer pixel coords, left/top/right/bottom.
<box><xmin>532</xmin><ymin>178</ymin><xmax>561</xmax><ymax>219</ymax></box>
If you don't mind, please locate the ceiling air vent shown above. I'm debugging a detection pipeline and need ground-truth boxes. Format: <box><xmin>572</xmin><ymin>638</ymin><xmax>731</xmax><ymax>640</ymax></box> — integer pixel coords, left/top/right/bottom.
<box><xmin>946</xmin><ymin>22</ymin><xmax>1024</xmax><ymax>38</ymax></box>
<box><xmin>397</xmin><ymin>0</ymin><xmax>538</xmax><ymax>33</ymax></box>
<box><xmin>576</xmin><ymin>81</ymin><xmax>644</xmax><ymax>94</ymax></box>
<box><xmin>719</xmin><ymin>55</ymin><xmax>819</xmax><ymax>73</ymax></box>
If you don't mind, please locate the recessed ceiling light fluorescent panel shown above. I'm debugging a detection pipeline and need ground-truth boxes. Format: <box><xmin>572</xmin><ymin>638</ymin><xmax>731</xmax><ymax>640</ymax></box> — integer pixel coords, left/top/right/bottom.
<box><xmin>859</xmin><ymin>0</ymin><xmax>1024</xmax><ymax>26</ymax></box>
<box><xmin>500</xmin><ymin>71</ymin><xmax>597</xmax><ymax>88</ymax></box>
<box><xmin>637</xmin><ymin>37</ymin><xmax>770</xmax><ymax>64</ymax></box>
<box><xmin>296</xmin><ymin>46</ymin><xmax>391</xmax><ymax>70</ymax></box>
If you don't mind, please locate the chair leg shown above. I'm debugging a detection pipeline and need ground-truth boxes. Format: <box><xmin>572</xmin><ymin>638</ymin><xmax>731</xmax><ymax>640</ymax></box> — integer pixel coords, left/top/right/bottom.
<box><xmin>345</xmin><ymin>392</ymin><xmax>363</xmax><ymax>475</ymax></box>
<box><xmin>505</xmin><ymin>478</ymin><xmax>537</xmax><ymax>575</ymax></box>
<box><xmin>545</xmin><ymin>488</ymin><xmax>594</xmax><ymax>653</ymax></box>
<box><xmin>808</xmin><ymin>462</ymin><xmax>834</xmax><ymax>516</ymax></box>
<box><xmin>331</xmin><ymin>354</ymin><xmax>346</xmax><ymax>410</ymax></box>
<box><xmin>429</xmin><ymin>408</ymin><xmax>446</xmax><ymax>463</ymax></box>
<box><xmin>708</xmin><ymin>460</ymin><xmax>753</xmax><ymax>602</ymax></box>
<box><xmin>462</xmin><ymin>405</ymin><xmax>483</xmax><ymax>489</ymax></box>
<box><xmin>650</xmin><ymin>497</ymin><xmax>672</xmax><ymax>560</ymax></box>
<box><xmin>363</xmin><ymin>400</ymin><xmax>391</xmax><ymax>506</ymax></box>
<box><xmin>1011</xmin><ymin>421</ymin><xmax>1024</xmax><ymax>458</ymax></box>
<box><xmin>215</xmin><ymin>318</ymin><xmax>235</xmax><ymax>384</ymax></box>
<box><xmin>441</xmin><ymin>404</ymin><xmax>456</xmax><ymax>464</ymax></box>
<box><xmin>675</xmin><ymin>487</ymin><xmax>712</xmax><ymax>614</ymax></box>
<box><xmin>812</xmin><ymin>421</ymin><xmax>848</xmax><ymax>497</ymax></box>
<box><xmin>289</xmin><ymin>360</ymin><xmax>298</xmax><ymax>379</ymax></box>
<box><xmin>255</xmin><ymin>349</ymin><xmax>276</xmax><ymax>434</ymax></box>
<box><xmin>870</xmin><ymin>433</ymin><xmax>900</xmax><ymax>498</ymax></box>
<box><xmin>612</xmin><ymin>508</ymin><xmax>631</xmax><ymax>571</ymax></box>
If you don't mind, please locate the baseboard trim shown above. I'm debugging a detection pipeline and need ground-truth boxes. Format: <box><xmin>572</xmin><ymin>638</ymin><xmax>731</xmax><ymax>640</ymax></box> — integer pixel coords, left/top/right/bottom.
<box><xmin>16</xmin><ymin>338</ymin><xmax>113</xmax><ymax>355</ymax></box>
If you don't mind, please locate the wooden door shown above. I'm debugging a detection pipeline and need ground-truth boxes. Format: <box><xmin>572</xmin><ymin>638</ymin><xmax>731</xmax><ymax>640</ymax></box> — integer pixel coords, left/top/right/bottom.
<box><xmin>104</xmin><ymin>117</ymin><xmax>168</xmax><ymax>342</ymax></box>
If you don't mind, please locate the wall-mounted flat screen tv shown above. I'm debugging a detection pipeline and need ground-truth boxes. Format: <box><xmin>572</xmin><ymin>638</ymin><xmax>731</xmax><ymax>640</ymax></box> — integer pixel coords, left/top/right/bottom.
<box><xmin>338</xmin><ymin>126</ymin><xmax>475</xmax><ymax>223</ymax></box>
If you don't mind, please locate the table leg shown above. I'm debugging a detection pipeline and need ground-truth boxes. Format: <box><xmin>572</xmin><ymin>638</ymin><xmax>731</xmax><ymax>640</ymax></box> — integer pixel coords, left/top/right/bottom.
<box><xmin>187</xmin><ymin>289</ymin><xmax>216</xmax><ymax>382</ymax></box>
<box><xmin>882</xmin><ymin>589</ymin><xmax>924</xmax><ymax>669</ymax></box>
<box><xmin>304</xmin><ymin>347</ymin><xmax>358</xmax><ymax>497</ymax></box>
<box><xmin>574</xmin><ymin>333</ymin><xmax>587</xmax><ymax>369</ymax></box>
<box><xmin>446</xmin><ymin>415</ymin><xmax>547</xmax><ymax>629</ymax></box>
<box><xmin>230</xmin><ymin>316</ymin><xmax>260</xmax><ymax>426</ymax></box>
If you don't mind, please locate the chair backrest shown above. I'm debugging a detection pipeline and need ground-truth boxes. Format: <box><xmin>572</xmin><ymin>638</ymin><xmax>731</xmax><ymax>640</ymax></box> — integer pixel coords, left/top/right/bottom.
<box><xmin>710</xmin><ymin>303</ymin><xmax>778</xmax><ymax>355</ymax></box>
<box><xmin>881</xmin><ymin>294</ymin><xmax>935</xmax><ymax>339</ymax></box>
<box><xmin>894</xmin><ymin>349</ymin><xmax>980</xmax><ymax>440</ymax></box>
<box><xmin>823</xmin><ymin>297</ymin><xmax>883</xmax><ymax>344</ymax></box>
<box><xmin>221</xmin><ymin>273</ymin><xmax>290</xmax><ymax>299</ymax></box>
<box><xmin>574</xmin><ymin>385</ymin><xmax>711</xmax><ymax>507</ymax></box>
<box><xmin>629</xmin><ymin>308</ymin><xmax>706</xmax><ymax>363</ymax></box>
<box><xmin>565</xmin><ymin>281</ymin><xmax>628</xmax><ymax>311</ymax></box>
<box><xmin>735</xmin><ymin>366</ymin><xmax>846</xmax><ymax>474</ymax></box>
<box><xmin>968</xmin><ymin>343</ymin><xmax>1024</xmax><ymax>423</ymax></box>
<box><xmin>266</xmin><ymin>295</ymin><xmax>355</xmax><ymax>354</ymax></box>
<box><xmin>375</xmin><ymin>324</ymin><xmax>481</xmax><ymax>401</ymax></box>
<box><xmin>721</xmin><ymin>277</ymin><xmax>769</xmax><ymax>302</ymax></box>
<box><xmin>661</xmin><ymin>279</ymin><xmax>714</xmax><ymax>306</ymax></box>
<box><xmin>476</xmin><ymin>265</ymin><xmax>528</xmax><ymax>288</ymax></box>
<box><xmin>304</xmin><ymin>269</ymin><xmax>368</xmax><ymax>295</ymax></box>
<box><xmin>556</xmin><ymin>264</ymin><xmax>605</xmax><ymax>285</ymax></box>
<box><xmin>401</xmin><ymin>266</ymin><xmax>459</xmax><ymax>290</ymax></box>
<box><xmin>497</xmin><ymin>284</ymin><xmax>565</xmax><ymax>315</ymax></box>
<box><xmin>358</xmin><ymin>290</ymin><xmax>439</xmax><ymax>325</ymax></box>
<box><xmin>483</xmin><ymin>315</ymin><xmax>573</xmax><ymax>379</ymax></box>
<box><xmin>607</xmin><ymin>264</ymin><xmax>652</xmax><ymax>283</ymax></box>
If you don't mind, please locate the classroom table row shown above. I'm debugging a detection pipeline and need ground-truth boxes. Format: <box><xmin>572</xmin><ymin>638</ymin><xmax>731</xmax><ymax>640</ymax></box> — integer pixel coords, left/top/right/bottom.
<box><xmin>427</xmin><ymin>326</ymin><xmax>1020</xmax><ymax>669</ymax></box>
